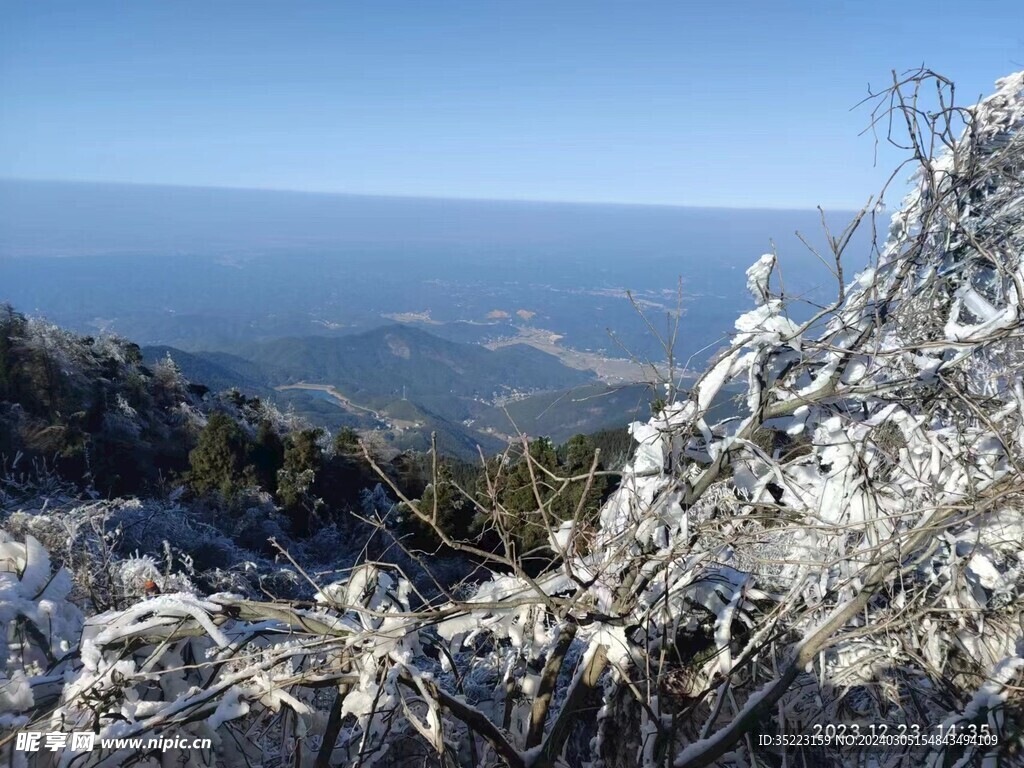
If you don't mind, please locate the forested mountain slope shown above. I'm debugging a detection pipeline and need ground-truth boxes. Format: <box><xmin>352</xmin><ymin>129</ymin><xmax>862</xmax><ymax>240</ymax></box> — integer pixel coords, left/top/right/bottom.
<box><xmin>143</xmin><ymin>325</ymin><xmax>608</xmax><ymax>459</ymax></box>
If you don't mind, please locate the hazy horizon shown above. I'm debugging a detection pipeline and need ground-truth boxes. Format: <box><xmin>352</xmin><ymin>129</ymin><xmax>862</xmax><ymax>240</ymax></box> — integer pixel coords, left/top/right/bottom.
<box><xmin>0</xmin><ymin>177</ymin><xmax>865</xmax><ymax>368</ymax></box>
<box><xmin>0</xmin><ymin>177</ymin><xmax>867</xmax><ymax>260</ymax></box>
<box><xmin>0</xmin><ymin>175</ymin><xmax>866</xmax><ymax>214</ymax></box>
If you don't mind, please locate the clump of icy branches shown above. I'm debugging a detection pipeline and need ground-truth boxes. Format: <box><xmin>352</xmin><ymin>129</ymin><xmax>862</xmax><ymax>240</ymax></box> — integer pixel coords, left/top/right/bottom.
<box><xmin>3</xmin><ymin>69</ymin><xmax>1024</xmax><ymax>768</ymax></box>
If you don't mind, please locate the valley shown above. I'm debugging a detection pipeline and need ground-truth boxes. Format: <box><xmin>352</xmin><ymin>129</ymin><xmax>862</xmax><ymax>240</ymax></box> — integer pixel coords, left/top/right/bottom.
<box><xmin>274</xmin><ymin>382</ymin><xmax>385</xmax><ymax>420</ymax></box>
<box><xmin>144</xmin><ymin>324</ymin><xmax>658</xmax><ymax>460</ymax></box>
<box><xmin>483</xmin><ymin>323</ymin><xmax>673</xmax><ymax>383</ymax></box>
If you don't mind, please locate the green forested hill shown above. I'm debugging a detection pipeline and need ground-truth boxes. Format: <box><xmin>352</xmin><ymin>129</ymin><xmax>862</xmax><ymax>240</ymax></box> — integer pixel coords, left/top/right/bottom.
<box><xmin>143</xmin><ymin>325</ymin><xmax>604</xmax><ymax>460</ymax></box>
<box><xmin>471</xmin><ymin>382</ymin><xmax>656</xmax><ymax>443</ymax></box>
<box><xmin>235</xmin><ymin>325</ymin><xmax>594</xmax><ymax>405</ymax></box>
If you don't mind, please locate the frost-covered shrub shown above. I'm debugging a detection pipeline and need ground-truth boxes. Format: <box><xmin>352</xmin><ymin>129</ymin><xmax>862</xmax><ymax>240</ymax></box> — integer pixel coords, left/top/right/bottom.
<box><xmin>231</xmin><ymin>504</ymin><xmax>292</xmax><ymax>556</ymax></box>
<box><xmin>0</xmin><ymin>534</ymin><xmax>83</xmax><ymax>731</ymax></box>
<box><xmin>1</xmin><ymin>490</ymin><xmax>300</xmax><ymax>609</ymax></box>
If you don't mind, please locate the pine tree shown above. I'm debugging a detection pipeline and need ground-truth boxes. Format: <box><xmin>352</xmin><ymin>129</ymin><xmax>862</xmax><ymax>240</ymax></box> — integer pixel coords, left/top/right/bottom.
<box><xmin>554</xmin><ymin>433</ymin><xmax>608</xmax><ymax>520</ymax></box>
<box><xmin>333</xmin><ymin>426</ymin><xmax>360</xmax><ymax>454</ymax></box>
<box><xmin>187</xmin><ymin>412</ymin><xmax>253</xmax><ymax>499</ymax></box>
<box><xmin>415</xmin><ymin>462</ymin><xmax>470</xmax><ymax>545</ymax></box>
<box><xmin>276</xmin><ymin>428</ymin><xmax>325</xmax><ymax>532</ymax></box>
<box><xmin>251</xmin><ymin>420</ymin><xmax>285</xmax><ymax>494</ymax></box>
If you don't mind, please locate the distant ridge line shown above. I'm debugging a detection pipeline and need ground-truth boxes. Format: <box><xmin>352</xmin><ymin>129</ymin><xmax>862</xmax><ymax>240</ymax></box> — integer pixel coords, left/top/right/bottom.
<box><xmin>0</xmin><ymin>177</ymin><xmax>863</xmax><ymax>214</ymax></box>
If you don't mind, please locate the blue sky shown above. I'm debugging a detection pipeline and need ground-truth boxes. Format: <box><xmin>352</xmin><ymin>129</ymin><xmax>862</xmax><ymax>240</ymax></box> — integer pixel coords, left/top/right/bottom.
<box><xmin>1</xmin><ymin>1</ymin><xmax>1021</xmax><ymax>209</ymax></box>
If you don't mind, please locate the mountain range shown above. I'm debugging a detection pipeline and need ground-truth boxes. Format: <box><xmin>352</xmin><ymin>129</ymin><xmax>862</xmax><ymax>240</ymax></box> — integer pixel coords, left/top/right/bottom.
<box><xmin>143</xmin><ymin>324</ymin><xmax>652</xmax><ymax>459</ymax></box>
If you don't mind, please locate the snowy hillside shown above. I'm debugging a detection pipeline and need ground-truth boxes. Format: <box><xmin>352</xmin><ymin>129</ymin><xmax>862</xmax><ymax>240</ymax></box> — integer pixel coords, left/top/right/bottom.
<box><xmin>2</xmin><ymin>70</ymin><xmax>1023</xmax><ymax>767</ymax></box>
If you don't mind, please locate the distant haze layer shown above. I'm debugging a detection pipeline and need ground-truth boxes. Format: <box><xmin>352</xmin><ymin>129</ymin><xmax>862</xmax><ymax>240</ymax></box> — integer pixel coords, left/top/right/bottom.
<box><xmin>0</xmin><ymin>179</ymin><xmax>870</xmax><ymax>365</ymax></box>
